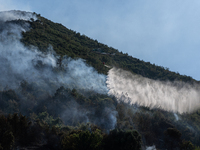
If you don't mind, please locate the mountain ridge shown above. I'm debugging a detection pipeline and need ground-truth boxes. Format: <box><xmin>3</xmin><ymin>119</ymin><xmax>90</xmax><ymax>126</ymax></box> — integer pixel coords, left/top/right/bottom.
<box><xmin>0</xmin><ymin>10</ymin><xmax>200</xmax><ymax>150</ymax></box>
<box><xmin>19</xmin><ymin>12</ymin><xmax>196</xmax><ymax>83</ymax></box>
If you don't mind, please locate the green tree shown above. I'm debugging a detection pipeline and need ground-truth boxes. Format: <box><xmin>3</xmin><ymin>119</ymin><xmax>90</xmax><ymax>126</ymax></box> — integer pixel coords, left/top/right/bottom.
<box><xmin>2</xmin><ymin>131</ymin><xmax>15</xmax><ymax>150</ymax></box>
<box><xmin>61</xmin><ymin>129</ymin><xmax>103</xmax><ymax>150</ymax></box>
<box><xmin>180</xmin><ymin>140</ymin><xmax>195</xmax><ymax>150</ymax></box>
<box><xmin>104</xmin><ymin>129</ymin><xmax>141</xmax><ymax>150</ymax></box>
<box><xmin>164</xmin><ymin>128</ymin><xmax>182</xmax><ymax>149</ymax></box>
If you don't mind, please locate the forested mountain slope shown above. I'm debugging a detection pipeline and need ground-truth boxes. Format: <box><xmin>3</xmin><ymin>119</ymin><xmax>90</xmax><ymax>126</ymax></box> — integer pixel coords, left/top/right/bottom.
<box><xmin>0</xmin><ymin>10</ymin><xmax>200</xmax><ymax>150</ymax></box>
<box><xmin>22</xmin><ymin>13</ymin><xmax>195</xmax><ymax>82</ymax></box>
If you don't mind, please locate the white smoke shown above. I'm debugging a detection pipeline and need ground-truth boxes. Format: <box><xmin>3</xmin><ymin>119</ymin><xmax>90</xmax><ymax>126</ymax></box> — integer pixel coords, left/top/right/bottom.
<box><xmin>0</xmin><ymin>10</ymin><xmax>37</xmax><ymax>22</ymax></box>
<box><xmin>0</xmin><ymin>10</ymin><xmax>118</xmax><ymax>130</ymax></box>
<box><xmin>174</xmin><ymin>113</ymin><xmax>179</xmax><ymax>121</ymax></box>
<box><xmin>0</xmin><ymin>11</ymin><xmax>108</xmax><ymax>95</ymax></box>
<box><xmin>146</xmin><ymin>145</ymin><xmax>156</xmax><ymax>150</ymax></box>
<box><xmin>107</xmin><ymin>68</ymin><xmax>200</xmax><ymax>114</ymax></box>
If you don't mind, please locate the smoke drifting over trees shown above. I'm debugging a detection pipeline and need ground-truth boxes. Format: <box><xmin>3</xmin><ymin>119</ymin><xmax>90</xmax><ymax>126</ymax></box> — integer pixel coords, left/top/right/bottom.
<box><xmin>0</xmin><ymin>11</ymin><xmax>107</xmax><ymax>95</ymax></box>
<box><xmin>0</xmin><ymin>10</ymin><xmax>116</xmax><ymax>130</ymax></box>
<box><xmin>0</xmin><ymin>10</ymin><xmax>200</xmax><ymax>149</ymax></box>
<box><xmin>0</xmin><ymin>12</ymin><xmax>128</xmax><ymax>150</ymax></box>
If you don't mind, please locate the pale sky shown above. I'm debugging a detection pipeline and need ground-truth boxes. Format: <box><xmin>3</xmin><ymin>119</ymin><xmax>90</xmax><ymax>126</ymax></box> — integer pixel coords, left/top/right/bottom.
<box><xmin>1</xmin><ymin>0</ymin><xmax>200</xmax><ymax>80</ymax></box>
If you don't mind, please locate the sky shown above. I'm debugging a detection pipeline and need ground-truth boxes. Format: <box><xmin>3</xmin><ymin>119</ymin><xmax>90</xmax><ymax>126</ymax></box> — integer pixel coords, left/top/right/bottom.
<box><xmin>1</xmin><ymin>0</ymin><xmax>200</xmax><ymax>80</ymax></box>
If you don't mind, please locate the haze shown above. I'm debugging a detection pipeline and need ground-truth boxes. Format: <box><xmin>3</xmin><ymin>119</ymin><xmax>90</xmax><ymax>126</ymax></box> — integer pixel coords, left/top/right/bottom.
<box><xmin>1</xmin><ymin>0</ymin><xmax>200</xmax><ymax>80</ymax></box>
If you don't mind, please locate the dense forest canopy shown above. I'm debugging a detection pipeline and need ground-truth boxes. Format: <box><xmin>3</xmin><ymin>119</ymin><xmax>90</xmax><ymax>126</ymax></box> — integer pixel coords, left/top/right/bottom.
<box><xmin>21</xmin><ymin>12</ymin><xmax>196</xmax><ymax>83</ymax></box>
<box><xmin>0</xmin><ymin>10</ymin><xmax>200</xmax><ymax>150</ymax></box>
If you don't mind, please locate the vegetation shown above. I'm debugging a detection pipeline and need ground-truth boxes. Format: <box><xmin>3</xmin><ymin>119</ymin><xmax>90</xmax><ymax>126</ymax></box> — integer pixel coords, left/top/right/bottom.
<box><xmin>21</xmin><ymin>13</ymin><xmax>196</xmax><ymax>82</ymax></box>
<box><xmin>0</xmin><ymin>82</ymin><xmax>200</xmax><ymax>149</ymax></box>
<box><xmin>0</xmin><ymin>11</ymin><xmax>200</xmax><ymax>149</ymax></box>
<box><xmin>0</xmin><ymin>84</ymin><xmax>143</xmax><ymax>149</ymax></box>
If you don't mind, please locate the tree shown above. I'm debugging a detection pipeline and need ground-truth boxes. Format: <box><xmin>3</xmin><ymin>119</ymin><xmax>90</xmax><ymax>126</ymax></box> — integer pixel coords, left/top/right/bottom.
<box><xmin>2</xmin><ymin>131</ymin><xmax>15</xmax><ymax>150</ymax></box>
<box><xmin>164</xmin><ymin>128</ymin><xmax>182</xmax><ymax>149</ymax></box>
<box><xmin>104</xmin><ymin>129</ymin><xmax>141</xmax><ymax>150</ymax></box>
<box><xmin>61</xmin><ymin>129</ymin><xmax>103</xmax><ymax>150</ymax></box>
<box><xmin>180</xmin><ymin>140</ymin><xmax>195</xmax><ymax>150</ymax></box>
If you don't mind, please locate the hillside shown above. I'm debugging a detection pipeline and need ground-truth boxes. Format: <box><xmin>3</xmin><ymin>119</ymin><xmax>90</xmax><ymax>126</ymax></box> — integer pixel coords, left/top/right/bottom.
<box><xmin>21</xmin><ymin>13</ymin><xmax>195</xmax><ymax>82</ymax></box>
<box><xmin>0</xmin><ymin>10</ymin><xmax>200</xmax><ymax>150</ymax></box>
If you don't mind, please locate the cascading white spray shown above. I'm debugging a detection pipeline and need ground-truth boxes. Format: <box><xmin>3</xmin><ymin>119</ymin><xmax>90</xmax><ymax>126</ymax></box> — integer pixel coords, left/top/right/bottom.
<box><xmin>106</xmin><ymin>67</ymin><xmax>200</xmax><ymax>113</ymax></box>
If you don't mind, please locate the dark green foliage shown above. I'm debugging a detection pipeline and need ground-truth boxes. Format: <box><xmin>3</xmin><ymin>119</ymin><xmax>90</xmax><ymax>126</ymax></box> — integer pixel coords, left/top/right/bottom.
<box><xmin>0</xmin><ymin>144</ymin><xmax>3</xmax><ymax>150</ymax></box>
<box><xmin>0</xmin><ymin>90</ymin><xmax>19</xmax><ymax>114</ymax></box>
<box><xmin>164</xmin><ymin>128</ymin><xmax>182</xmax><ymax>149</ymax></box>
<box><xmin>0</xmin><ymin>82</ymin><xmax>200</xmax><ymax>149</ymax></box>
<box><xmin>61</xmin><ymin>129</ymin><xmax>103</xmax><ymax>150</ymax></box>
<box><xmin>115</xmin><ymin>103</ymin><xmax>200</xmax><ymax>149</ymax></box>
<box><xmin>0</xmin><ymin>113</ymin><xmax>61</xmax><ymax>149</ymax></box>
<box><xmin>103</xmin><ymin>129</ymin><xmax>141</xmax><ymax>150</ymax></box>
<box><xmin>1</xmin><ymin>11</ymin><xmax>200</xmax><ymax>149</ymax></box>
<box><xmin>180</xmin><ymin>140</ymin><xmax>195</xmax><ymax>150</ymax></box>
<box><xmin>60</xmin><ymin>128</ymin><xmax>141</xmax><ymax>150</ymax></box>
<box><xmin>1</xmin><ymin>131</ymin><xmax>15</xmax><ymax>150</ymax></box>
<box><xmin>0</xmin><ymin>113</ymin><xmax>31</xmax><ymax>149</ymax></box>
<box><xmin>164</xmin><ymin>128</ymin><xmax>182</xmax><ymax>140</ymax></box>
<box><xmin>19</xmin><ymin>14</ymin><xmax>196</xmax><ymax>82</ymax></box>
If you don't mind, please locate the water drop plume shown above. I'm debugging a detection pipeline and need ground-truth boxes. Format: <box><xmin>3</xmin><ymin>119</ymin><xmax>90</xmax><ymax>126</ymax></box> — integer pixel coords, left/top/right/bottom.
<box><xmin>107</xmin><ymin>67</ymin><xmax>200</xmax><ymax>113</ymax></box>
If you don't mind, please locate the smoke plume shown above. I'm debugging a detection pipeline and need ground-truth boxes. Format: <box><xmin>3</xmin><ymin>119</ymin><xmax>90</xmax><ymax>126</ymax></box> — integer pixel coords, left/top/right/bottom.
<box><xmin>0</xmin><ymin>10</ymin><xmax>37</xmax><ymax>22</ymax></box>
<box><xmin>146</xmin><ymin>145</ymin><xmax>156</xmax><ymax>150</ymax></box>
<box><xmin>107</xmin><ymin>68</ymin><xmax>200</xmax><ymax>113</ymax></box>
<box><xmin>0</xmin><ymin>10</ymin><xmax>117</xmax><ymax>130</ymax></box>
<box><xmin>0</xmin><ymin>11</ymin><xmax>107</xmax><ymax>95</ymax></box>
